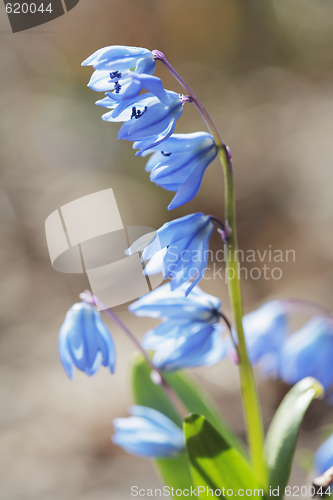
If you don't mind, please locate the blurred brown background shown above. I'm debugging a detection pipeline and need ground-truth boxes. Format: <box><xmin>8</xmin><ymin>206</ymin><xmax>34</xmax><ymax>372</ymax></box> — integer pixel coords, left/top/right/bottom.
<box><xmin>1</xmin><ymin>0</ymin><xmax>333</xmax><ymax>498</ymax></box>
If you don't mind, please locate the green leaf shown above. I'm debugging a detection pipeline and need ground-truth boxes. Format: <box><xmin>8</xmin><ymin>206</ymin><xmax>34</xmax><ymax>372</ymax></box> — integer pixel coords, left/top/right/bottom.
<box><xmin>265</xmin><ymin>377</ymin><xmax>324</xmax><ymax>496</ymax></box>
<box><xmin>131</xmin><ymin>354</ymin><xmax>246</xmax><ymax>491</ymax></box>
<box><xmin>184</xmin><ymin>414</ymin><xmax>263</xmax><ymax>498</ymax></box>
<box><xmin>131</xmin><ymin>354</ymin><xmax>192</xmax><ymax>491</ymax></box>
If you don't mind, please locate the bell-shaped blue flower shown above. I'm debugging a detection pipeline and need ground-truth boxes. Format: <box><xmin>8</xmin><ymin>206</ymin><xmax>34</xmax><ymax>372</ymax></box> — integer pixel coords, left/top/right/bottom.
<box><xmin>129</xmin><ymin>283</ymin><xmax>225</xmax><ymax>371</ymax></box>
<box><xmin>242</xmin><ymin>301</ymin><xmax>288</xmax><ymax>374</ymax></box>
<box><xmin>112</xmin><ymin>405</ymin><xmax>185</xmax><ymax>458</ymax></box>
<box><xmin>143</xmin><ymin>322</ymin><xmax>226</xmax><ymax>372</ymax></box>
<box><xmin>82</xmin><ymin>45</ymin><xmax>155</xmax><ymax>93</ymax></box>
<box><xmin>135</xmin><ymin>132</ymin><xmax>217</xmax><ymax>210</ymax></box>
<box><xmin>125</xmin><ymin>213</ymin><xmax>215</xmax><ymax>295</ymax></box>
<box><xmin>58</xmin><ymin>302</ymin><xmax>116</xmax><ymax>379</ymax></box>
<box><xmin>102</xmin><ymin>91</ymin><xmax>183</xmax><ymax>154</ymax></box>
<box><xmin>279</xmin><ymin>317</ymin><xmax>333</xmax><ymax>392</ymax></box>
<box><xmin>129</xmin><ymin>282</ymin><xmax>221</xmax><ymax>324</ymax></box>
<box><xmin>315</xmin><ymin>433</ymin><xmax>333</xmax><ymax>475</ymax></box>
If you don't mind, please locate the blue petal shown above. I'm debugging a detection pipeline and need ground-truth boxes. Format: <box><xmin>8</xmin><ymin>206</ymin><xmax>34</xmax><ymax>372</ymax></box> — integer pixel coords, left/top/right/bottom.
<box><xmin>135</xmin><ymin>132</ymin><xmax>215</xmax><ymax>155</ymax></box>
<box><xmin>112</xmin><ymin>405</ymin><xmax>184</xmax><ymax>458</ymax></box>
<box><xmin>118</xmin><ymin>93</ymin><xmax>182</xmax><ymax>142</ymax></box>
<box><xmin>315</xmin><ymin>433</ymin><xmax>333</xmax><ymax>475</ymax></box>
<box><xmin>279</xmin><ymin>317</ymin><xmax>333</xmax><ymax>390</ymax></box>
<box><xmin>82</xmin><ymin>46</ymin><xmax>153</xmax><ymax>71</ymax></box>
<box><xmin>153</xmin><ymin>324</ymin><xmax>226</xmax><ymax>372</ymax></box>
<box><xmin>140</xmin><ymin>213</ymin><xmax>210</xmax><ymax>261</ymax></box>
<box><xmin>88</xmin><ymin>70</ymin><xmax>114</xmax><ymax>92</ymax></box>
<box><xmin>128</xmin><ymin>72</ymin><xmax>170</xmax><ymax>104</ymax></box>
<box><xmin>129</xmin><ymin>281</ymin><xmax>220</xmax><ymax>322</ymax></box>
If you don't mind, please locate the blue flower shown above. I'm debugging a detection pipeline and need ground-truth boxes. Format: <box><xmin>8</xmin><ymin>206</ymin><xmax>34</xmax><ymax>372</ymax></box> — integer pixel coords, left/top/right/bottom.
<box><xmin>125</xmin><ymin>213</ymin><xmax>215</xmax><ymax>295</ymax></box>
<box><xmin>82</xmin><ymin>45</ymin><xmax>155</xmax><ymax>93</ymax></box>
<box><xmin>129</xmin><ymin>282</ymin><xmax>221</xmax><ymax>324</ymax></box>
<box><xmin>242</xmin><ymin>301</ymin><xmax>288</xmax><ymax>374</ymax></box>
<box><xmin>112</xmin><ymin>405</ymin><xmax>185</xmax><ymax>458</ymax></box>
<box><xmin>144</xmin><ymin>322</ymin><xmax>226</xmax><ymax>372</ymax></box>
<box><xmin>58</xmin><ymin>302</ymin><xmax>116</xmax><ymax>379</ymax></box>
<box><xmin>129</xmin><ymin>283</ymin><xmax>225</xmax><ymax>372</ymax></box>
<box><xmin>315</xmin><ymin>433</ymin><xmax>333</xmax><ymax>475</ymax></box>
<box><xmin>278</xmin><ymin>317</ymin><xmax>333</xmax><ymax>393</ymax></box>
<box><xmin>135</xmin><ymin>132</ymin><xmax>217</xmax><ymax>210</ymax></box>
<box><xmin>99</xmin><ymin>91</ymin><xmax>183</xmax><ymax>154</ymax></box>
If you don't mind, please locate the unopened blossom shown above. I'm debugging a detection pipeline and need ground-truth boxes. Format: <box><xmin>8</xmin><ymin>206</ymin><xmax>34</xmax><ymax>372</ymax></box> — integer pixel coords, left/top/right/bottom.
<box><xmin>112</xmin><ymin>406</ymin><xmax>185</xmax><ymax>458</ymax></box>
<box><xmin>58</xmin><ymin>302</ymin><xmax>115</xmax><ymax>379</ymax></box>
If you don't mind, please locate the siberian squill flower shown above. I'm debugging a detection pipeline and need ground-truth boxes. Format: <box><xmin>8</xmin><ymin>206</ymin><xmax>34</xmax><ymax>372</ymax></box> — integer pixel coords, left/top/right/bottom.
<box><xmin>81</xmin><ymin>45</ymin><xmax>155</xmax><ymax>95</ymax></box>
<box><xmin>112</xmin><ymin>406</ymin><xmax>185</xmax><ymax>458</ymax></box>
<box><xmin>225</xmin><ymin>301</ymin><xmax>288</xmax><ymax>373</ymax></box>
<box><xmin>129</xmin><ymin>283</ymin><xmax>226</xmax><ymax>371</ymax></box>
<box><xmin>129</xmin><ymin>281</ymin><xmax>221</xmax><ymax>323</ymax></box>
<box><xmin>242</xmin><ymin>301</ymin><xmax>288</xmax><ymax>373</ymax></box>
<box><xmin>279</xmin><ymin>316</ymin><xmax>333</xmax><ymax>395</ymax></box>
<box><xmin>145</xmin><ymin>322</ymin><xmax>225</xmax><ymax>372</ymax></box>
<box><xmin>99</xmin><ymin>91</ymin><xmax>183</xmax><ymax>154</ymax></box>
<box><xmin>135</xmin><ymin>132</ymin><xmax>217</xmax><ymax>210</ymax></box>
<box><xmin>58</xmin><ymin>302</ymin><xmax>116</xmax><ymax>379</ymax></box>
<box><xmin>314</xmin><ymin>433</ymin><xmax>333</xmax><ymax>475</ymax></box>
<box><xmin>126</xmin><ymin>213</ymin><xmax>215</xmax><ymax>295</ymax></box>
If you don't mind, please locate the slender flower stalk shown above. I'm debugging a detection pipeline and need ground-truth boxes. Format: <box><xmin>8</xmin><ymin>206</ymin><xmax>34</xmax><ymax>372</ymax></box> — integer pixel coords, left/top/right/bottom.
<box><xmin>80</xmin><ymin>291</ymin><xmax>188</xmax><ymax>419</ymax></box>
<box><xmin>154</xmin><ymin>51</ymin><xmax>267</xmax><ymax>486</ymax></box>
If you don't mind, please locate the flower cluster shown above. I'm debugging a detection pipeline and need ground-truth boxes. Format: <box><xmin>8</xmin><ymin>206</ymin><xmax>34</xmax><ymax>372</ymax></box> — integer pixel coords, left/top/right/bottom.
<box><xmin>55</xmin><ymin>44</ymin><xmax>333</xmax><ymax>471</ymax></box>
<box><xmin>82</xmin><ymin>45</ymin><xmax>218</xmax><ymax>294</ymax></box>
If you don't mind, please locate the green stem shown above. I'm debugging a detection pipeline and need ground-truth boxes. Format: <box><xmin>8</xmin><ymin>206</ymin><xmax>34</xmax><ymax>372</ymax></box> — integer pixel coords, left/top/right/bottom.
<box><xmin>217</xmin><ymin>145</ymin><xmax>267</xmax><ymax>488</ymax></box>
<box><xmin>155</xmin><ymin>51</ymin><xmax>267</xmax><ymax>486</ymax></box>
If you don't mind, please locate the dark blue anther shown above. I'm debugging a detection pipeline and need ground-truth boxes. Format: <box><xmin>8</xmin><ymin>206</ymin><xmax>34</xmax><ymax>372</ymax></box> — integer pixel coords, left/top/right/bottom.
<box><xmin>110</xmin><ymin>71</ymin><xmax>122</xmax><ymax>80</ymax></box>
<box><xmin>131</xmin><ymin>106</ymin><xmax>148</xmax><ymax>119</ymax></box>
<box><xmin>114</xmin><ymin>82</ymin><xmax>121</xmax><ymax>94</ymax></box>
<box><xmin>161</xmin><ymin>152</ymin><xmax>172</xmax><ymax>157</ymax></box>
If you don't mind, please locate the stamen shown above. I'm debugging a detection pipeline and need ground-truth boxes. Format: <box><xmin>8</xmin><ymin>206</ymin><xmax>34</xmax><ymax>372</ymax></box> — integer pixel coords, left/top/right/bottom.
<box><xmin>114</xmin><ymin>82</ymin><xmax>121</xmax><ymax>94</ymax></box>
<box><xmin>110</xmin><ymin>71</ymin><xmax>122</xmax><ymax>80</ymax></box>
<box><xmin>131</xmin><ymin>106</ymin><xmax>148</xmax><ymax>119</ymax></box>
<box><xmin>161</xmin><ymin>152</ymin><xmax>172</xmax><ymax>157</ymax></box>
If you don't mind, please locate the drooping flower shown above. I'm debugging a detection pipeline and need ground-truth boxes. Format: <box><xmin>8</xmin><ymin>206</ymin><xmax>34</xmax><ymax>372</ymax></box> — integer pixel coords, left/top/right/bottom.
<box><xmin>278</xmin><ymin>317</ymin><xmax>333</xmax><ymax>393</ymax></box>
<box><xmin>125</xmin><ymin>213</ymin><xmax>215</xmax><ymax>295</ymax></box>
<box><xmin>99</xmin><ymin>91</ymin><xmax>183</xmax><ymax>154</ymax></box>
<box><xmin>112</xmin><ymin>405</ymin><xmax>185</xmax><ymax>458</ymax></box>
<box><xmin>129</xmin><ymin>282</ymin><xmax>226</xmax><ymax>371</ymax></box>
<box><xmin>134</xmin><ymin>132</ymin><xmax>217</xmax><ymax>210</ymax></box>
<box><xmin>144</xmin><ymin>322</ymin><xmax>226</xmax><ymax>372</ymax></box>
<box><xmin>314</xmin><ymin>433</ymin><xmax>333</xmax><ymax>475</ymax></box>
<box><xmin>242</xmin><ymin>300</ymin><xmax>288</xmax><ymax>374</ymax></box>
<box><xmin>129</xmin><ymin>282</ymin><xmax>221</xmax><ymax>323</ymax></box>
<box><xmin>58</xmin><ymin>302</ymin><xmax>116</xmax><ymax>379</ymax></box>
<box><xmin>82</xmin><ymin>45</ymin><xmax>155</xmax><ymax>95</ymax></box>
